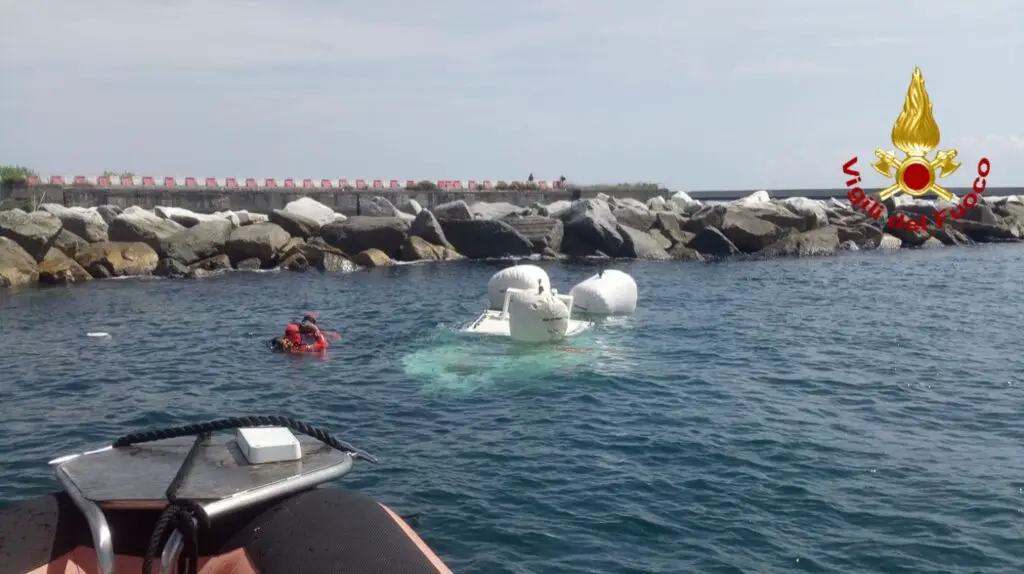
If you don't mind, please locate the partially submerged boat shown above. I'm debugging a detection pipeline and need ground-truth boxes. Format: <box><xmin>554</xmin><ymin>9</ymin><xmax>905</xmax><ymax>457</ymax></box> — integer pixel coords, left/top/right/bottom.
<box><xmin>462</xmin><ymin>286</ymin><xmax>593</xmax><ymax>340</ymax></box>
<box><xmin>0</xmin><ymin>416</ymin><xmax>451</xmax><ymax>574</ymax></box>
<box><xmin>461</xmin><ymin>264</ymin><xmax>640</xmax><ymax>342</ymax></box>
<box><xmin>462</xmin><ymin>265</ymin><xmax>591</xmax><ymax>341</ymax></box>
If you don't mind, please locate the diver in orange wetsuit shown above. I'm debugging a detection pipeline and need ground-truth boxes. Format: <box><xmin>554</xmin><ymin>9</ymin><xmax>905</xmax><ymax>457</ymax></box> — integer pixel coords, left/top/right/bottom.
<box><xmin>273</xmin><ymin>323</ymin><xmax>329</xmax><ymax>353</ymax></box>
<box><xmin>291</xmin><ymin>322</ymin><xmax>329</xmax><ymax>353</ymax></box>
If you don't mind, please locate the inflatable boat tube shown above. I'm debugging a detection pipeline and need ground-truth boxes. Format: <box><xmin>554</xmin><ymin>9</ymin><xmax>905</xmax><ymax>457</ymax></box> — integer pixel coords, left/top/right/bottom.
<box><xmin>568</xmin><ymin>270</ymin><xmax>638</xmax><ymax>315</ymax></box>
<box><xmin>2</xmin><ymin>488</ymin><xmax>450</xmax><ymax>574</ymax></box>
<box><xmin>487</xmin><ymin>265</ymin><xmax>550</xmax><ymax>310</ymax></box>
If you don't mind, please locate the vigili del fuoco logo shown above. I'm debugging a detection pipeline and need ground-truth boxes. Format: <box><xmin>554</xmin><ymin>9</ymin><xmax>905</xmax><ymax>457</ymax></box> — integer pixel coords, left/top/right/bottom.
<box><xmin>842</xmin><ymin>67</ymin><xmax>990</xmax><ymax>232</ymax></box>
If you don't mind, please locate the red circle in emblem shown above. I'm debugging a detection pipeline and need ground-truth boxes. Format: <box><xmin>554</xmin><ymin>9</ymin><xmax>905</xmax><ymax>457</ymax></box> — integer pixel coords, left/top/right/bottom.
<box><xmin>903</xmin><ymin>163</ymin><xmax>931</xmax><ymax>191</ymax></box>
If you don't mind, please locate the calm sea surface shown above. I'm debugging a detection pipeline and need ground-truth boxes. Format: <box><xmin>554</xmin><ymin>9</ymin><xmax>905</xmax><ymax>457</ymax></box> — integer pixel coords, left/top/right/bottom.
<box><xmin>1</xmin><ymin>247</ymin><xmax>1023</xmax><ymax>573</ymax></box>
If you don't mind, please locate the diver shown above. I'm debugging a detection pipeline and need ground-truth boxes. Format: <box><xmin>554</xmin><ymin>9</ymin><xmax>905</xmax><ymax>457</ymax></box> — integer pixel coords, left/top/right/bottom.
<box><xmin>297</xmin><ymin>322</ymin><xmax>330</xmax><ymax>352</ymax></box>
<box><xmin>270</xmin><ymin>322</ymin><xmax>329</xmax><ymax>353</ymax></box>
<box><xmin>298</xmin><ymin>312</ymin><xmax>343</xmax><ymax>341</ymax></box>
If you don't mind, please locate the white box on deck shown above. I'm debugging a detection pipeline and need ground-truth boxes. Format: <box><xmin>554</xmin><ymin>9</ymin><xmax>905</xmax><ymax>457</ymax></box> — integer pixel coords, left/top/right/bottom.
<box><xmin>235</xmin><ymin>427</ymin><xmax>302</xmax><ymax>464</ymax></box>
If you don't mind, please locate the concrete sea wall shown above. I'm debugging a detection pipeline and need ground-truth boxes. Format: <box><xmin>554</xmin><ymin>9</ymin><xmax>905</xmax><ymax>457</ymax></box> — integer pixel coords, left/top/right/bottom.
<box><xmin>6</xmin><ymin>177</ymin><xmax>1022</xmax><ymax>214</ymax></box>
<box><xmin>0</xmin><ymin>184</ymin><xmax>665</xmax><ymax>215</ymax></box>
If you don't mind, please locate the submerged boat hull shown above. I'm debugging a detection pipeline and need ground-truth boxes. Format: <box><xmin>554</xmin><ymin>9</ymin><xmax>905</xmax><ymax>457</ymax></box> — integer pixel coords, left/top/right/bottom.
<box><xmin>462</xmin><ymin>309</ymin><xmax>592</xmax><ymax>338</ymax></box>
<box><xmin>1</xmin><ymin>487</ymin><xmax>451</xmax><ymax>574</ymax></box>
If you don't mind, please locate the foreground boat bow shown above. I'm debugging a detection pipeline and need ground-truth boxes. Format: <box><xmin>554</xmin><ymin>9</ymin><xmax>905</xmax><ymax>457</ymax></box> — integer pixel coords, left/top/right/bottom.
<box><xmin>1</xmin><ymin>415</ymin><xmax>451</xmax><ymax>574</ymax></box>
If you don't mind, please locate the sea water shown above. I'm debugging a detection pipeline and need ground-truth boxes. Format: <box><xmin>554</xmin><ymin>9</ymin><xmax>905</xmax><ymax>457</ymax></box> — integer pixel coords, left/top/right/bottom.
<box><xmin>1</xmin><ymin>248</ymin><xmax>1023</xmax><ymax>573</ymax></box>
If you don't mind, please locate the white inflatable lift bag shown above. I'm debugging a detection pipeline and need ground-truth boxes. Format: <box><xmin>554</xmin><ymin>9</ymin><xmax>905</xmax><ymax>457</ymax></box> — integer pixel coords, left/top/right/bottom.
<box><xmin>507</xmin><ymin>289</ymin><xmax>571</xmax><ymax>342</ymax></box>
<box><xmin>569</xmin><ymin>270</ymin><xmax>638</xmax><ymax>315</ymax></box>
<box><xmin>487</xmin><ymin>264</ymin><xmax>550</xmax><ymax>310</ymax></box>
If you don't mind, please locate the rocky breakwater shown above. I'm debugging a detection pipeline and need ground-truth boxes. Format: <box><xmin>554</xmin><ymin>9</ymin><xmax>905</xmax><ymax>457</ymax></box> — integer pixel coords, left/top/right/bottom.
<box><xmin>2</xmin><ymin>190</ymin><xmax>1024</xmax><ymax>290</ymax></box>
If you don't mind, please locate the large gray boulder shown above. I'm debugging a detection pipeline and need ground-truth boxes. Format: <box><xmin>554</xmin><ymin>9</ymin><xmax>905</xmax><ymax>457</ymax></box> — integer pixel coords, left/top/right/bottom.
<box><xmin>232</xmin><ymin>210</ymin><xmax>269</xmax><ymax>226</ymax></box>
<box><xmin>470</xmin><ymin>202</ymin><xmax>530</xmax><ymax>220</ymax></box>
<box><xmin>37</xmin><ymin>248</ymin><xmax>92</xmax><ymax>284</ymax></box>
<box><xmin>780</xmin><ymin>198</ymin><xmax>829</xmax><ymax>230</ymax></box>
<box><xmin>928</xmin><ymin>225</ymin><xmax>971</xmax><ymax>246</ymax></box>
<box><xmin>432</xmin><ymin>200</ymin><xmax>473</xmax><ymax>220</ymax></box>
<box><xmin>320</xmin><ymin>216</ymin><xmax>409</xmax><ymax>257</ymax></box>
<box><xmin>690</xmin><ymin>205</ymin><xmax>792</xmax><ymax>252</ymax></box>
<box><xmin>409</xmin><ymin>210</ymin><xmax>452</xmax><ymax>248</ymax></box>
<box><xmin>538</xmin><ymin>200</ymin><xmax>572</xmax><ymax>219</ymax></box>
<box><xmin>283</xmin><ymin>197</ymin><xmax>341</xmax><ymax>226</ymax></box>
<box><xmin>283</xmin><ymin>237</ymin><xmax>359</xmax><ymax>273</ymax></box>
<box><xmin>38</xmin><ymin>204</ymin><xmax>109</xmax><ymax>242</ymax></box>
<box><xmin>96</xmin><ymin>205</ymin><xmax>122</xmax><ymax>224</ymax></box>
<box><xmin>502</xmin><ymin>215</ymin><xmax>563</xmax><ymax>254</ymax></box>
<box><xmin>617</xmin><ymin>225</ymin><xmax>670</xmax><ymax>259</ymax></box>
<box><xmin>396</xmin><ymin>198</ymin><xmax>423</xmax><ymax>216</ymax></box>
<box><xmin>108</xmin><ymin>209</ymin><xmax>184</xmax><ymax>252</ymax></box>
<box><xmin>653</xmin><ymin>212</ymin><xmax>693</xmax><ymax>247</ymax></box>
<box><xmin>223</xmin><ymin>222</ymin><xmax>291</xmax><ymax>264</ymax></box>
<box><xmin>361</xmin><ymin>196</ymin><xmax>402</xmax><ymax>217</ymax></box>
<box><xmin>74</xmin><ymin>241</ymin><xmax>159</xmax><ymax>278</ymax></box>
<box><xmin>161</xmin><ymin>219</ymin><xmax>234</xmax><ymax>264</ymax></box>
<box><xmin>52</xmin><ymin>229</ymin><xmax>90</xmax><ymax>258</ymax></box>
<box><xmin>399</xmin><ymin>236</ymin><xmax>463</xmax><ymax>262</ymax></box>
<box><xmin>561</xmin><ymin>198</ymin><xmax>624</xmax><ymax>256</ymax></box>
<box><xmin>154</xmin><ymin>206</ymin><xmax>224</xmax><ymax>228</ymax></box>
<box><xmin>690</xmin><ymin>227</ymin><xmax>740</xmax><ymax>258</ymax></box>
<box><xmin>0</xmin><ymin>236</ymin><xmax>39</xmax><ymax>288</ymax></box>
<box><xmin>437</xmin><ymin>219</ymin><xmax>533</xmax><ymax>259</ymax></box>
<box><xmin>948</xmin><ymin>217</ymin><xmax>1024</xmax><ymax>243</ymax></box>
<box><xmin>686</xmin><ymin>204</ymin><xmax>791</xmax><ymax>251</ymax></box>
<box><xmin>0</xmin><ymin>210</ymin><xmax>63</xmax><ymax>261</ymax></box>
<box><xmin>717</xmin><ymin>209</ymin><xmax>788</xmax><ymax>253</ymax></box>
<box><xmin>884</xmin><ymin>211</ymin><xmax>931</xmax><ymax>247</ymax></box>
<box><xmin>269</xmin><ymin>209</ymin><xmax>320</xmax><ymax>239</ymax></box>
<box><xmin>959</xmin><ymin>202</ymin><xmax>1000</xmax><ymax>225</ymax></box>
<box><xmin>612</xmin><ymin>205</ymin><xmax>656</xmax><ymax>232</ymax></box>
<box><xmin>837</xmin><ymin>223</ymin><xmax>884</xmax><ymax>249</ymax></box>
<box><xmin>760</xmin><ymin>225</ymin><xmax>841</xmax><ymax>258</ymax></box>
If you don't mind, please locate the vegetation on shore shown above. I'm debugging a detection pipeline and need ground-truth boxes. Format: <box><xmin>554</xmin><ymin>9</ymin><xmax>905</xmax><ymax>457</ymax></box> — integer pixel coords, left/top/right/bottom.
<box><xmin>0</xmin><ymin>165</ymin><xmax>36</xmax><ymax>184</ymax></box>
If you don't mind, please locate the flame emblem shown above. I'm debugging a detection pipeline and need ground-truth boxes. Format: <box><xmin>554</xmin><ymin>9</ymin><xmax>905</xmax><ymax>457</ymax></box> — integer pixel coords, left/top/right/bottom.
<box><xmin>872</xmin><ymin>67</ymin><xmax>960</xmax><ymax>201</ymax></box>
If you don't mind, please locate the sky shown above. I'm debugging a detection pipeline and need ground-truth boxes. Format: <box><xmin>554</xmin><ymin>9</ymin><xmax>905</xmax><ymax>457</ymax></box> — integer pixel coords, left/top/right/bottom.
<box><xmin>1</xmin><ymin>0</ymin><xmax>1022</xmax><ymax>190</ymax></box>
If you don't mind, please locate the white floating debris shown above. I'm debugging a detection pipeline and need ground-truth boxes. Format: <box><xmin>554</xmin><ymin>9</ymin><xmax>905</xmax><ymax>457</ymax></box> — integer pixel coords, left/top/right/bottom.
<box><xmin>86</xmin><ymin>332</ymin><xmax>110</xmax><ymax>338</ymax></box>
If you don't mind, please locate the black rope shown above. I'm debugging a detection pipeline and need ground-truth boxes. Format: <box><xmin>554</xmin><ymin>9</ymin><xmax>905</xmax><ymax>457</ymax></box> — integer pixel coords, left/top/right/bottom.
<box><xmin>141</xmin><ymin>433</ymin><xmax>210</xmax><ymax>574</ymax></box>
<box><xmin>118</xmin><ymin>417</ymin><xmax>377</xmax><ymax>574</ymax></box>
<box><xmin>112</xmin><ymin>415</ymin><xmax>378</xmax><ymax>463</ymax></box>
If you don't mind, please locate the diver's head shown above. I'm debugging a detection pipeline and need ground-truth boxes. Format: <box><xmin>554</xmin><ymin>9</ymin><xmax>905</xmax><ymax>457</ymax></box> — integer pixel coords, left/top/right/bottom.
<box><xmin>302</xmin><ymin>312</ymin><xmax>318</xmax><ymax>324</ymax></box>
<box><xmin>285</xmin><ymin>323</ymin><xmax>302</xmax><ymax>344</ymax></box>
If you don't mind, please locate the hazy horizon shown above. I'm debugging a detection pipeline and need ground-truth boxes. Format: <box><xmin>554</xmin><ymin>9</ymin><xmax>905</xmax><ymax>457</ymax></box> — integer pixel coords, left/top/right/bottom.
<box><xmin>1</xmin><ymin>0</ymin><xmax>1021</xmax><ymax>191</ymax></box>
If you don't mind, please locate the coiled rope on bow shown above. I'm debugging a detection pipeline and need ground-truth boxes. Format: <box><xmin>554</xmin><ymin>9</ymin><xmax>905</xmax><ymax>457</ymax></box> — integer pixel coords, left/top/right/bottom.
<box><xmin>140</xmin><ymin>432</ymin><xmax>208</xmax><ymax>574</ymax></box>
<box><xmin>111</xmin><ymin>416</ymin><xmax>377</xmax><ymax>574</ymax></box>
<box><xmin>112</xmin><ymin>415</ymin><xmax>378</xmax><ymax>463</ymax></box>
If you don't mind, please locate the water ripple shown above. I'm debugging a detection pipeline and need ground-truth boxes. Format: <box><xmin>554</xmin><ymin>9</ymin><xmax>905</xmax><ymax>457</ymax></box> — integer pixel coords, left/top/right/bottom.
<box><xmin>2</xmin><ymin>247</ymin><xmax>1024</xmax><ymax>573</ymax></box>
